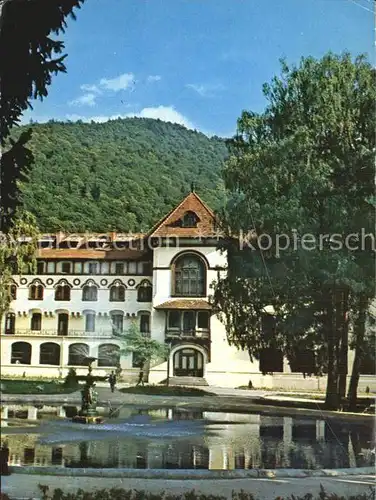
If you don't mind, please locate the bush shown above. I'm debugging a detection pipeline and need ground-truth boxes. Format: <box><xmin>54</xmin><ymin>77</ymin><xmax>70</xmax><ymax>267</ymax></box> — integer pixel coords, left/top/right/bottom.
<box><xmin>37</xmin><ymin>485</ymin><xmax>375</xmax><ymax>500</ymax></box>
<box><xmin>63</xmin><ymin>368</ymin><xmax>78</xmax><ymax>388</ymax></box>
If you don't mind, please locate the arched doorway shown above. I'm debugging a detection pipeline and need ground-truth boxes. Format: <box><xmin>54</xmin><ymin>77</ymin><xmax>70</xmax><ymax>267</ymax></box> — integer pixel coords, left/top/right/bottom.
<box><xmin>173</xmin><ymin>348</ymin><xmax>204</xmax><ymax>377</ymax></box>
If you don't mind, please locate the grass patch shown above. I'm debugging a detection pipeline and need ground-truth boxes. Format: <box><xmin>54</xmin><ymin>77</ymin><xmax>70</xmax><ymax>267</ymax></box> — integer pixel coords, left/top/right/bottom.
<box><xmin>0</xmin><ymin>379</ymin><xmax>79</xmax><ymax>395</ymax></box>
<box><xmin>119</xmin><ymin>385</ymin><xmax>214</xmax><ymax>397</ymax></box>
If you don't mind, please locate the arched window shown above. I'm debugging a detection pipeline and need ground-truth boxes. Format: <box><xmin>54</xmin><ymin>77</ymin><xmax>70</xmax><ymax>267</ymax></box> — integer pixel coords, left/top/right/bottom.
<box><xmin>173</xmin><ymin>254</ymin><xmax>206</xmax><ymax>297</ymax></box>
<box><xmin>31</xmin><ymin>312</ymin><xmax>42</xmax><ymax>331</ymax></box>
<box><xmin>181</xmin><ymin>211</ymin><xmax>199</xmax><ymax>228</ymax></box>
<box><xmin>11</xmin><ymin>342</ymin><xmax>31</xmax><ymax>364</ymax></box>
<box><xmin>98</xmin><ymin>344</ymin><xmax>120</xmax><ymax>367</ymax></box>
<box><xmin>82</xmin><ymin>284</ymin><xmax>98</xmax><ymax>301</ymax></box>
<box><xmin>5</xmin><ymin>312</ymin><xmax>15</xmax><ymax>334</ymax></box>
<box><xmin>55</xmin><ymin>282</ymin><xmax>71</xmax><ymax>301</ymax></box>
<box><xmin>68</xmin><ymin>343</ymin><xmax>89</xmax><ymax>365</ymax></box>
<box><xmin>10</xmin><ymin>284</ymin><xmax>17</xmax><ymax>300</ymax></box>
<box><xmin>29</xmin><ymin>282</ymin><xmax>44</xmax><ymax>300</ymax></box>
<box><xmin>137</xmin><ymin>281</ymin><xmax>152</xmax><ymax>302</ymax></box>
<box><xmin>40</xmin><ymin>343</ymin><xmax>60</xmax><ymax>365</ymax></box>
<box><xmin>109</xmin><ymin>283</ymin><xmax>126</xmax><ymax>302</ymax></box>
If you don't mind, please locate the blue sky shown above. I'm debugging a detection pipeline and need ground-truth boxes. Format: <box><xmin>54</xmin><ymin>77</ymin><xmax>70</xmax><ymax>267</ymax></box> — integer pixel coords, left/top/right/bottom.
<box><xmin>23</xmin><ymin>0</ymin><xmax>374</xmax><ymax>137</ymax></box>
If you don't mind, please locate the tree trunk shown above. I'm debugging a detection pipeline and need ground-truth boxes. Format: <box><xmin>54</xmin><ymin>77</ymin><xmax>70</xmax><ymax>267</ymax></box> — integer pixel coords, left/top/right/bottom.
<box><xmin>347</xmin><ymin>293</ymin><xmax>368</xmax><ymax>411</ymax></box>
<box><xmin>337</xmin><ymin>289</ymin><xmax>349</xmax><ymax>401</ymax></box>
<box><xmin>325</xmin><ymin>289</ymin><xmax>340</xmax><ymax>410</ymax></box>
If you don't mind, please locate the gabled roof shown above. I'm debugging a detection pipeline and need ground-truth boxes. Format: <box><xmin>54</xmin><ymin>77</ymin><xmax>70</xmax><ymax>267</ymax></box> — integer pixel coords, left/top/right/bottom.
<box><xmin>147</xmin><ymin>191</ymin><xmax>217</xmax><ymax>238</ymax></box>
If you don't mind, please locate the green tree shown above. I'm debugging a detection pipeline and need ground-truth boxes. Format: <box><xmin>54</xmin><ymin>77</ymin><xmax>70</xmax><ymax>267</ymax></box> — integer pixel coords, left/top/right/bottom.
<box><xmin>214</xmin><ymin>52</ymin><xmax>375</xmax><ymax>410</ymax></box>
<box><xmin>0</xmin><ymin>0</ymin><xmax>84</xmax><ymax>327</ymax></box>
<box><xmin>115</xmin><ymin>321</ymin><xmax>168</xmax><ymax>377</ymax></box>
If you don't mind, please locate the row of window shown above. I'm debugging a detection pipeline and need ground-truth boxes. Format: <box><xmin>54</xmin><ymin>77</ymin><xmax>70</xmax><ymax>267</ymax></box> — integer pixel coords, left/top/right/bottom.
<box><xmin>11</xmin><ymin>282</ymin><xmax>152</xmax><ymax>302</ymax></box>
<box><xmin>13</xmin><ymin>253</ymin><xmax>207</xmax><ymax>299</ymax></box>
<box><xmin>167</xmin><ymin>310</ymin><xmax>210</xmax><ymax>332</ymax></box>
<box><xmin>4</xmin><ymin>312</ymin><xmax>150</xmax><ymax>335</ymax></box>
<box><xmin>35</xmin><ymin>261</ymin><xmax>152</xmax><ymax>276</ymax></box>
<box><xmin>9</xmin><ymin>342</ymin><xmax>146</xmax><ymax>368</ymax></box>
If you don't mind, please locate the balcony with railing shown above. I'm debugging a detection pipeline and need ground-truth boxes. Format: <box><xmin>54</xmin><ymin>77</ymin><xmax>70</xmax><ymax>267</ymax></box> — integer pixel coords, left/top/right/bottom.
<box><xmin>3</xmin><ymin>329</ymin><xmax>114</xmax><ymax>338</ymax></box>
<box><xmin>165</xmin><ymin>329</ymin><xmax>210</xmax><ymax>340</ymax></box>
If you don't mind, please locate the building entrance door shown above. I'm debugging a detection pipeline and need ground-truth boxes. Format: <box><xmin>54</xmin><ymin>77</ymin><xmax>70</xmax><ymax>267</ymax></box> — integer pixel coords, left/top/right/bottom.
<box><xmin>173</xmin><ymin>348</ymin><xmax>203</xmax><ymax>377</ymax></box>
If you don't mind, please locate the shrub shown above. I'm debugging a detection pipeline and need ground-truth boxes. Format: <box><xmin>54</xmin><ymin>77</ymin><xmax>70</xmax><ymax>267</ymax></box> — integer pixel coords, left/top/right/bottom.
<box><xmin>36</xmin><ymin>485</ymin><xmax>375</xmax><ymax>500</ymax></box>
<box><xmin>63</xmin><ymin>368</ymin><xmax>78</xmax><ymax>388</ymax></box>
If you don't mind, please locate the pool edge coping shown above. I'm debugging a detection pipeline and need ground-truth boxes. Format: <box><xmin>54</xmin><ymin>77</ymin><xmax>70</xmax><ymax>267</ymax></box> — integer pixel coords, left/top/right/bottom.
<box><xmin>7</xmin><ymin>465</ymin><xmax>376</xmax><ymax>479</ymax></box>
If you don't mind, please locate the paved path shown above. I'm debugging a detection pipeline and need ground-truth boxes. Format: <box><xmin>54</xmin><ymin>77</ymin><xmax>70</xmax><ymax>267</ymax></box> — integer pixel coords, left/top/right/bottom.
<box><xmin>2</xmin><ymin>473</ymin><xmax>375</xmax><ymax>500</ymax></box>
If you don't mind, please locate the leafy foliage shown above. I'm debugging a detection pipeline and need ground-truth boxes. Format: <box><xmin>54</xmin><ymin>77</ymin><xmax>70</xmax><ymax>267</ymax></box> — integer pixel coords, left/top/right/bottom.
<box><xmin>0</xmin><ymin>0</ymin><xmax>84</xmax><ymax>140</ymax></box>
<box><xmin>11</xmin><ymin>118</ymin><xmax>228</xmax><ymax>232</ymax></box>
<box><xmin>116</xmin><ymin>321</ymin><xmax>168</xmax><ymax>369</ymax></box>
<box><xmin>36</xmin><ymin>484</ymin><xmax>376</xmax><ymax>500</ymax></box>
<box><xmin>214</xmin><ymin>52</ymin><xmax>375</xmax><ymax>409</ymax></box>
<box><xmin>0</xmin><ymin>211</ymin><xmax>39</xmax><ymax>323</ymax></box>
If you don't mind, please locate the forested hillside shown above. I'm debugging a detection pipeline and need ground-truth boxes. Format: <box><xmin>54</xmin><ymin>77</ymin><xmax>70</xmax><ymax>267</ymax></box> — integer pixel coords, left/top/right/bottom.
<box><xmin>16</xmin><ymin>118</ymin><xmax>228</xmax><ymax>232</ymax></box>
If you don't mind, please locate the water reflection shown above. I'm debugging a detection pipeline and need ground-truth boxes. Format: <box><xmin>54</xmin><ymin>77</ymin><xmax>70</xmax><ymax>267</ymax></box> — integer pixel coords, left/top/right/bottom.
<box><xmin>1</xmin><ymin>405</ymin><xmax>374</xmax><ymax>470</ymax></box>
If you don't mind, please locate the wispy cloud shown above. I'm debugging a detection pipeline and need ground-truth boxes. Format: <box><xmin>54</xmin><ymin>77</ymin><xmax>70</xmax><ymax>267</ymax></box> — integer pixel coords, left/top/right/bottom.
<box><xmin>68</xmin><ymin>93</ymin><xmax>97</xmax><ymax>107</ymax></box>
<box><xmin>147</xmin><ymin>75</ymin><xmax>162</xmax><ymax>83</ymax></box>
<box><xmin>185</xmin><ymin>83</ymin><xmax>225</xmax><ymax>97</ymax></box>
<box><xmin>99</xmin><ymin>73</ymin><xmax>135</xmax><ymax>91</ymax></box>
<box><xmin>80</xmin><ymin>83</ymin><xmax>102</xmax><ymax>94</ymax></box>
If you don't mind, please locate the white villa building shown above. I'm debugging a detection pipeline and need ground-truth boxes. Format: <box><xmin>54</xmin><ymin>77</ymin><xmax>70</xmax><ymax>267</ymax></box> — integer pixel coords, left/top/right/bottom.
<box><xmin>1</xmin><ymin>191</ymin><xmax>375</xmax><ymax>390</ymax></box>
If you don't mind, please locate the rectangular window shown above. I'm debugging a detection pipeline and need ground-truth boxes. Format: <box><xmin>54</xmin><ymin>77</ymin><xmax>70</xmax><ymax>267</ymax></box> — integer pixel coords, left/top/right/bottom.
<box><xmin>137</xmin><ymin>262</ymin><xmax>144</xmax><ymax>274</ymax></box>
<box><xmin>183</xmin><ymin>311</ymin><xmax>195</xmax><ymax>333</ymax></box>
<box><xmin>111</xmin><ymin>314</ymin><xmax>123</xmax><ymax>334</ymax></box>
<box><xmin>88</xmin><ymin>262</ymin><xmax>99</xmax><ymax>275</ymax></box>
<box><xmin>61</xmin><ymin>262</ymin><xmax>71</xmax><ymax>274</ymax></box>
<box><xmin>47</xmin><ymin>262</ymin><xmax>55</xmax><ymax>274</ymax></box>
<box><xmin>140</xmin><ymin>314</ymin><xmax>150</xmax><ymax>334</ymax></box>
<box><xmin>197</xmin><ymin>312</ymin><xmax>209</xmax><ymax>330</ymax></box>
<box><xmin>115</xmin><ymin>263</ymin><xmax>124</xmax><ymax>275</ymax></box>
<box><xmin>37</xmin><ymin>261</ymin><xmax>45</xmax><ymax>274</ymax></box>
<box><xmin>142</xmin><ymin>262</ymin><xmax>152</xmax><ymax>275</ymax></box>
<box><xmin>85</xmin><ymin>313</ymin><xmax>96</xmax><ymax>332</ymax></box>
<box><xmin>74</xmin><ymin>262</ymin><xmax>83</xmax><ymax>274</ymax></box>
<box><xmin>168</xmin><ymin>311</ymin><xmax>180</xmax><ymax>329</ymax></box>
<box><xmin>31</xmin><ymin>313</ymin><xmax>42</xmax><ymax>331</ymax></box>
<box><xmin>101</xmin><ymin>262</ymin><xmax>109</xmax><ymax>274</ymax></box>
<box><xmin>128</xmin><ymin>262</ymin><xmax>137</xmax><ymax>274</ymax></box>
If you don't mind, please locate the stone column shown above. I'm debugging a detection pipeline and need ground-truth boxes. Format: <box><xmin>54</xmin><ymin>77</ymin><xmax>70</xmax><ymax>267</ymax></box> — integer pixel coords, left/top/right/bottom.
<box><xmin>27</xmin><ymin>406</ymin><xmax>38</xmax><ymax>420</ymax></box>
<box><xmin>283</xmin><ymin>417</ymin><xmax>293</xmax><ymax>467</ymax></box>
<box><xmin>283</xmin><ymin>357</ymin><xmax>291</xmax><ymax>373</ymax></box>
<box><xmin>316</xmin><ymin>420</ymin><xmax>325</xmax><ymax>441</ymax></box>
<box><xmin>1</xmin><ymin>406</ymin><xmax>8</xmax><ymax>426</ymax></box>
<box><xmin>57</xmin><ymin>406</ymin><xmax>66</xmax><ymax>418</ymax></box>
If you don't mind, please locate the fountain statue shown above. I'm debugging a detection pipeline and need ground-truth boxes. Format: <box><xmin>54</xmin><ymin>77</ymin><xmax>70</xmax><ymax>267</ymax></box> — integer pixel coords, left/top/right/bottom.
<box><xmin>72</xmin><ymin>357</ymin><xmax>105</xmax><ymax>424</ymax></box>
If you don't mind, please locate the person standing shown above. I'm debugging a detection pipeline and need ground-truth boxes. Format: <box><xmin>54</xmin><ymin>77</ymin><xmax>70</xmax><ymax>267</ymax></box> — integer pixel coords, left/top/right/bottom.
<box><xmin>108</xmin><ymin>371</ymin><xmax>116</xmax><ymax>393</ymax></box>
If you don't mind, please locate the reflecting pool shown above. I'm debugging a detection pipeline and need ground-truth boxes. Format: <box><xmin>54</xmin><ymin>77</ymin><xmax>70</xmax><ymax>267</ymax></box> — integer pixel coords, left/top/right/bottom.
<box><xmin>1</xmin><ymin>405</ymin><xmax>374</xmax><ymax>470</ymax></box>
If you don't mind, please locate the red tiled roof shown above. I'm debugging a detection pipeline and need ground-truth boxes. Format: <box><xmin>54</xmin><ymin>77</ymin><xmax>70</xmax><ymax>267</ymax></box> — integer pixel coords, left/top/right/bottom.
<box><xmin>147</xmin><ymin>191</ymin><xmax>217</xmax><ymax>238</ymax></box>
<box><xmin>154</xmin><ymin>299</ymin><xmax>212</xmax><ymax>310</ymax></box>
<box><xmin>37</xmin><ymin>249</ymin><xmax>146</xmax><ymax>260</ymax></box>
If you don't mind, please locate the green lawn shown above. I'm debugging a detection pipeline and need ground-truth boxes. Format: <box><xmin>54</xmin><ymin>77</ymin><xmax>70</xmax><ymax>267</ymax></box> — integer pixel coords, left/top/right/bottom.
<box><xmin>0</xmin><ymin>379</ymin><xmax>79</xmax><ymax>395</ymax></box>
<box><xmin>119</xmin><ymin>385</ymin><xmax>214</xmax><ymax>397</ymax></box>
